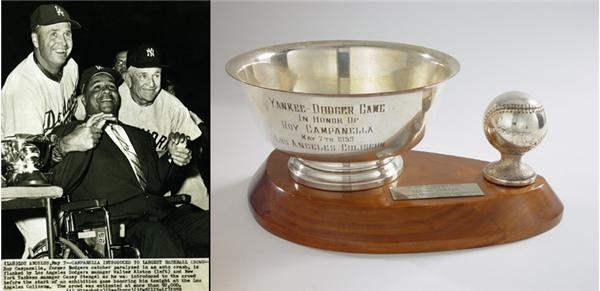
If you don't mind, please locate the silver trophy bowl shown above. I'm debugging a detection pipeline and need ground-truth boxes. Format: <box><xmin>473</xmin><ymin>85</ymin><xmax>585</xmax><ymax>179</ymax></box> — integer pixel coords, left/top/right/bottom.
<box><xmin>1</xmin><ymin>134</ymin><xmax>54</xmax><ymax>187</ymax></box>
<box><xmin>227</xmin><ymin>40</ymin><xmax>459</xmax><ymax>191</ymax></box>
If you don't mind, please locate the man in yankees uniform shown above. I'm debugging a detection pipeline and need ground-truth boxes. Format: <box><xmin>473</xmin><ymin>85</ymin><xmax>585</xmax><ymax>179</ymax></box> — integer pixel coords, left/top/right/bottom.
<box><xmin>1</xmin><ymin>4</ymin><xmax>113</xmax><ymax>258</ymax></box>
<box><xmin>118</xmin><ymin>45</ymin><xmax>209</xmax><ymax>210</ymax></box>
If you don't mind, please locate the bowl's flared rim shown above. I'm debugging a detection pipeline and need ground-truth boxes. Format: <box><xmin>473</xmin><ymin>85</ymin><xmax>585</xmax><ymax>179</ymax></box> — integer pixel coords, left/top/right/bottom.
<box><xmin>225</xmin><ymin>40</ymin><xmax>460</xmax><ymax>97</ymax></box>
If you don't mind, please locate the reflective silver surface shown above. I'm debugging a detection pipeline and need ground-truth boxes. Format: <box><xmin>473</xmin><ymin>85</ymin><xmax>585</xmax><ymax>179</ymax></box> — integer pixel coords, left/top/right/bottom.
<box><xmin>227</xmin><ymin>41</ymin><xmax>459</xmax><ymax>191</ymax></box>
<box><xmin>288</xmin><ymin>156</ymin><xmax>403</xmax><ymax>191</ymax></box>
<box><xmin>390</xmin><ymin>183</ymin><xmax>484</xmax><ymax>200</ymax></box>
<box><xmin>1</xmin><ymin>134</ymin><xmax>54</xmax><ymax>186</ymax></box>
<box><xmin>482</xmin><ymin>91</ymin><xmax>547</xmax><ymax>186</ymax></box>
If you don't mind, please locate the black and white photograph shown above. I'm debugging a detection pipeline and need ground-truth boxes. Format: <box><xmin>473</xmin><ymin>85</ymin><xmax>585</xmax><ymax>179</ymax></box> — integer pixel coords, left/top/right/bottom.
<box><xmin>1</xmin><ymin>2</ymin><xmax>210</xmax><ymax>288</ymax></box>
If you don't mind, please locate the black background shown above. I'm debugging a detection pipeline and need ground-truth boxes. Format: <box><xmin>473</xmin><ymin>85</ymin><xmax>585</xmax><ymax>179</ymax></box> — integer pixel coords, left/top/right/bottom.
<box><xmin>2</xmin><ymin>1</ymin><xmax>210</xmax><ymax>120</ymax></box>
<box><xmin>1</xmin><ymin>1</ymin><xmax>210</xmax><ymax>258</ymax></box>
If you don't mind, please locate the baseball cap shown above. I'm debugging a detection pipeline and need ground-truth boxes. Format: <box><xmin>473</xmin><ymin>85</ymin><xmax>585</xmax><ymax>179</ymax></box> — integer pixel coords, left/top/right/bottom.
<box><xmin>30</xmin><ymin>4</ymin><xmax>81</xmax><ymax>31</ymax></box>
<box><xmin>79</xmin><ymin>66</ymin><xmax>123</xmax><ymax>92</ymax></box>
<box><xmin>127</xmin><ymin>45</ymin><xmax>168</xmax><ymax>68</ymax></box>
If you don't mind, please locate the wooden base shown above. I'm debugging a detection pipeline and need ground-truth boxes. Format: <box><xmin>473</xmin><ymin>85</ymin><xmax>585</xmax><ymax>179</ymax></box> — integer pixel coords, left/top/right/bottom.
<box><xmin>248</xmin><ymin>150</ymin><xmax>563</xmax><ymax>253</ymax></box>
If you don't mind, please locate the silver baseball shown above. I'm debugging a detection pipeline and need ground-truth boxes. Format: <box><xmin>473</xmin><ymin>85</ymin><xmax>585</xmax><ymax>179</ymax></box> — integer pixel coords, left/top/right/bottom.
<box><xmin>483</xmin><ymin>91</ymin><xmax>547</xmax><ymax>186</ymax></box>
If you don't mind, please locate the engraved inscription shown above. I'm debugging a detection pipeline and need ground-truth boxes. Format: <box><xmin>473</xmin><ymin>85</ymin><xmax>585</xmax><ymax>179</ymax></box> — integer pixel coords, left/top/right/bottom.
<box><xmin>248</xmin><ymin>87</ymin><xmax>423</xmax><ymax>154</ymax></box>
<box><xmin>269</xmin><ymin>97</ymin><xmax>306</xmax><ymax>112</ymax></box>
<box><xmin>313</xmin><ymin>104</ymin><xmax>354</xmax><ymax>115</ymax></box>
<box><xmin>389</xmin><ymin>183</ymin><xmax>485</xmax><ymax>200</ymax></box>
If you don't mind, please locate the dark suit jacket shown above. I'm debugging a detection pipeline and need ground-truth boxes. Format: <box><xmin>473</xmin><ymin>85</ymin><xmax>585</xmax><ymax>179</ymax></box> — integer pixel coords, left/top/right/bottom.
<box><xmin>49</xmin><ymin>120</ymin><xmax>175</xmax><ymax>220</ymax></box>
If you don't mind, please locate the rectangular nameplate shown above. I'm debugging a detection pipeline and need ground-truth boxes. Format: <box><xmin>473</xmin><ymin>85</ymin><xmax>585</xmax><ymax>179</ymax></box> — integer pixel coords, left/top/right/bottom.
<box><xmin>389</xmin><ymin>183</ymin><xmax>485</xmax><ymax>200</ymax></box>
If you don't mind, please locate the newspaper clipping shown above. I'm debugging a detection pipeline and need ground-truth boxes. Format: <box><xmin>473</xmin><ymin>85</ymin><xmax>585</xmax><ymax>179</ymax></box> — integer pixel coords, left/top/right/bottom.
<box><xmin>3</xmin><ymin>259</ymin><xmax>209</xmax><ymax>290</ymax></box>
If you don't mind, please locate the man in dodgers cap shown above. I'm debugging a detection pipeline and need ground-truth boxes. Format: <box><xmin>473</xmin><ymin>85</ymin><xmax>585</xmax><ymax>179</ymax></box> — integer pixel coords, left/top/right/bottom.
<box><xmin>2</xmin><ymin>4</ymin><xmax>110</xmax><ymax>258</ymax></box>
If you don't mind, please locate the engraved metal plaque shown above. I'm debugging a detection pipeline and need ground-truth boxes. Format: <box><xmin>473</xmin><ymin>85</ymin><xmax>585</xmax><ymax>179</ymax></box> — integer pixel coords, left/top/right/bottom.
<box><xmin>390</xmin><ymin>183</ymin><xmax>485</xmax><ymax>200</ymax></box>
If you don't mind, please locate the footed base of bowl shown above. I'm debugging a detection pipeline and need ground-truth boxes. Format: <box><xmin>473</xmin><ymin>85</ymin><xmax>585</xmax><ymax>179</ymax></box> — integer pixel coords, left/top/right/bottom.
<box><xmin>248</xmin><ymin>150</ymin><xmax>563</xmax><ymax>253</ymax></box>
<box><xmin>288</xmin><ymin>155</ymin><xmax>404</xmax><ymax>191</ymax></box>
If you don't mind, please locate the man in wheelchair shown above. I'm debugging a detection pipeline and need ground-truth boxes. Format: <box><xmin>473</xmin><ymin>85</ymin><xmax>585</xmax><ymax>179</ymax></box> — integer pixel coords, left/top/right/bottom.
<box><xmin>47</xmin><ymin>66</ymin><xmax>209</xmax><ymax>258</ymax></box>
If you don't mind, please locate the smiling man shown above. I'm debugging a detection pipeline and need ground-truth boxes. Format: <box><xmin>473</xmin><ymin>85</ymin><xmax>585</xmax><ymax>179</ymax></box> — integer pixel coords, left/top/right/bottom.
<box><xmin>119</xmin><ymin>45</ymin><xmax>202</xmax><ymax>156</ymax></box>
<box><xmin>49</xmin><ymin>66</ymin><xmax>209</xmax><ymax>258</ymax></box>
<box><xmin>118</xmin><ymin>45</ymin><xmax>209</xmax><ymax>210</ymax></box>
<box><xmin>2</xmin><ymin>4</ymin><xmax>81</xmax><ymax>137</ymax></box>
<box><xmin>1</xmin><ymin>4</ymin><xmax>112</xmax><ymax>258</ymax></box>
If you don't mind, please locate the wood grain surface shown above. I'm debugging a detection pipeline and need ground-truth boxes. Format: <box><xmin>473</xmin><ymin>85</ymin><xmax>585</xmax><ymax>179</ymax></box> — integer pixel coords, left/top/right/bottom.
<box><xmin>248</xmin><ymin>150</ymin><xmax>563</xmax><ymax>253</ymax></box>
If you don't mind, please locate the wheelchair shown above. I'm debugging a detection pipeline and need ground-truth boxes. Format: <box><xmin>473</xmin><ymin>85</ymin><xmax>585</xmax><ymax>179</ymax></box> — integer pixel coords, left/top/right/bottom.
<box><xmin>29</xmin><ymin>194</ymin><xmax>191</xmax><ymax>259</ymax></box>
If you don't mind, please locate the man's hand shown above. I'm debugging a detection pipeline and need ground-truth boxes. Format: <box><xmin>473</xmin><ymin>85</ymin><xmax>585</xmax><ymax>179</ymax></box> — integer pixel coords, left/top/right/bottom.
<box><xmin>59</xmin><ymin>113</ymin><xmax>116</xmax><ymax>153</ymax></box>
<box><xmin>167</xmin><ymin>132</ymin><xmax>191</xmax><ymax>166</ymax></box>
